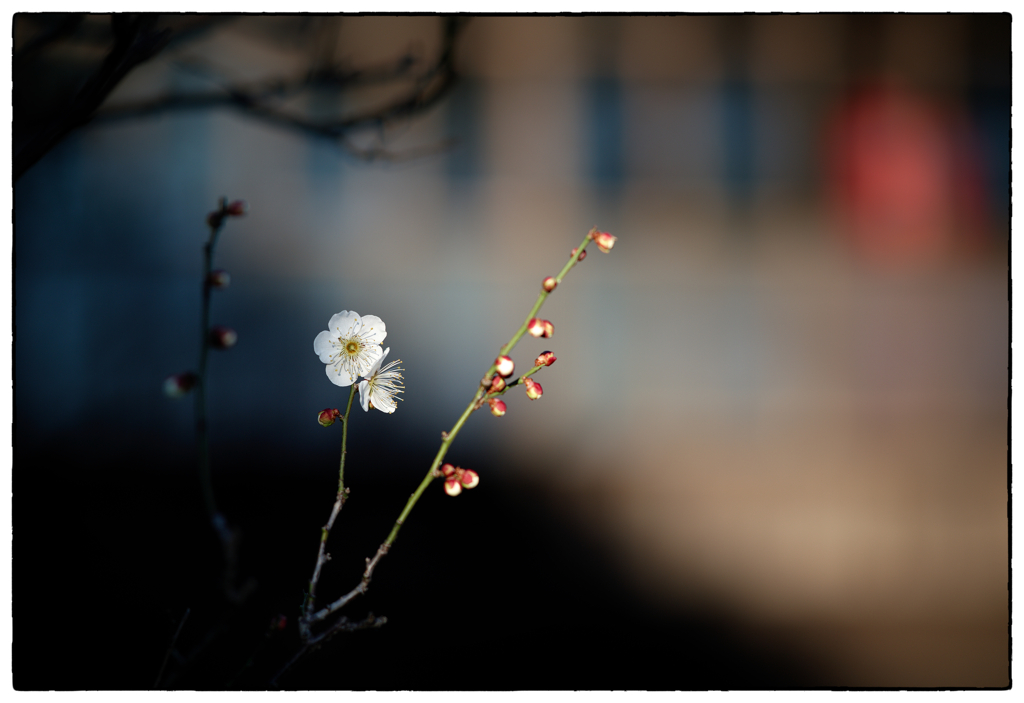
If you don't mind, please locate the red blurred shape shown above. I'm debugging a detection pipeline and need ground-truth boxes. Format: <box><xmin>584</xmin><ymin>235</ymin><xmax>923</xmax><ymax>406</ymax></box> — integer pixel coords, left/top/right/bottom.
<box><xmin>826</xmin><ymin>84</ymin><xmax>989</xmax><ymax>267</ymax></box>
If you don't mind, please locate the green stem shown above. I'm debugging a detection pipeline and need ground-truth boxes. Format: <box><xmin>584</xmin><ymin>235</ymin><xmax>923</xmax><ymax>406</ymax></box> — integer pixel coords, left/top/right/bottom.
<box><xmin>338</xmin><ymin>384</ymin><xmax>357</xmax><ymax>494</ymax></box>
<box><xmin>381</xmin><ymin>230</ymin><xmax>595</xmax><ymax>548</ymax></box>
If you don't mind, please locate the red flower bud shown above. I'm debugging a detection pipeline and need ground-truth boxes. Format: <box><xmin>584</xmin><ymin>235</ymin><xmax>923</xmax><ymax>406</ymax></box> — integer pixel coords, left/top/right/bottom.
<box><xmin>460</xmin><ymin>469</ymin><xmax>480</xmax><ymax>489</ymax></box>
<box><xmin>209</xmin><ymin>326</ymin><xmax>238</xmax><ymax>349</ymax></box>
<box><xmin>207</xmin><ymin>269</ymin><xmax>231</xmax><ymax>289</ymax></box>
<box><xmin>207</xmin><ymin>211</ymin><xmax>225</xmax><ymax>229</ymax></box>
<box><xmin>444</xmin><ymin>478</ymin><xmax>463</xmax><ymax>496</ymax></box>
<box><xmin>270</xmin><ymin>615</ymin><xmax>288</xmax><ymax>632</ymax></box>
<box><xmin>590</xmin><ymin>230</ymin><xmax>617</xmax><ymax>253</ymax></box>
<box><xmin>571</xmin><ymin>247</ymin><xmax>588</xmax><ymax>263</ymax></box>
<box><xmin>541</xmin><ymin>320</ymin><xmax>554</xmax><ymax>338</ymax></box>
<box><xmin>163</xmin><ymin>372</ymin><xmax>198</xmax><ymax>397</ymax></box>
<box><xmin>318</xmin><ymin>408</ymin><xmax>342</xmax><ymax>427</ymax></box>
<box><xmin>526</xmin><ymin>318</ymin><xmax>546</xmax><ymax>338</ymax></box>
<box><xmin>226</xmin><ymin>200</ymin><xmax>247</xmax><ymax>216</ymax></box>
<box><xmin>489</xmin><ymin>375</ymin><xmax>506</xmax><ymax>393</ymax></box>
<box><xmin>543</xmin><ymin>276</ymin><xmax>558</xmax><ymax>292</ymax></box>
<box><xmin>523</xmin><ymin>377</ymin><xmax>543</xmax><ymax>400</ymax></box>
<box><xmin>495</xmin><ymin>355</ymin><xmax>515</xmax><ymax>378</ymax></box>
<box><xmin>488</xmin><ymin>398</ymin><xmax>507</xmax><ymax>417</ymax></box>
<box><xmin>534</xmin><ymin>351</ymin><xmax>556</xmax><ymax>367</ymax></box>
<box><xmin>441</xmin><ymin>463</ymin><xmax>456</xmax><ymax>477</ymax></box>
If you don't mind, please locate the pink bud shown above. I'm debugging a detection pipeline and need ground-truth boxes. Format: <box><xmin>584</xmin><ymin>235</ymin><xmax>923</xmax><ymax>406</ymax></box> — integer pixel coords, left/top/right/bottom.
<box><xmin>571</xmin><ymin>247</ymin><xmax>588</xmax><ymax>263</ymax></box>
<box><xmin>526</xmin><ymin>318</ymin><xmax>546</xmax><ymax>338</ymax></box>
<box><xmin>489</xmin><ymin>398</ymin><xmax>507</xmax><ymax>417</ymax></box>
<box><xmin>207</xmin><ymin>269</ymin><xmax>231</xmax><ymax>289</ymax></box>
<box><xmin>441</xmin><ymin>463</ymin><xmax>456</xmax><ymax>477</ymax></box>
<box><xmin>489</xmin><ymin>375</ymin><xmax>506</xmax><ymax>393</ymax></box>
<box><xmin>226</xmin><ymin>200</ymin><xmax>248</xmax><ymax>216</ymax></box>
<box><xmin>318</xmin><ymin>408</ymin><xmax>341</xmax><ymax>427</ymax></box>
<box><xmin>590</xmin><ymin>230</ymin><xmax>617</xmax><ymax>253</ymax></box>
<box><xmin>543</xmin><ymin>276</ymin><xmax>558</xmax><ymax>292</ymax></box>
<box><xmin>495</xmin><ymin>355</ymin><xmax>515</xmax><ymax>378</ymax></box>
<box><xmin>534</xmin><ymin>351</ymin><xmax>556</xmax><ymax>367</ymax></box>
<box><xmin>460</xmin><ymin>469</ymin><xmax>480</xmax><ymax>489</ymax></box>
<box><xmin>541</xmin><ymin>320</ymin><xmax>554</xmax><ymax>338</ymax></box>
<box><xmin>163</xmin><ymin>372</ymin><xmax>198</xmax><ymax>397</ymax></box>
<box><xmin>524</xmin><ymin>377</ymin><xmax>543</xmax><ymax>400</ymax></box>
<box><xmin>444</xmin><ymin>478</ymin><xmax>463</xmax><ymax>496</ymax></box>
<box><xmin>270</xmin><ymin>615</ymin><xmax>288</xmax><ymax>631</ymax></box>
<box><xmin>209</xmin><ymin>326</ymin><xmax>238</xmax><ymax>349</ymax></box>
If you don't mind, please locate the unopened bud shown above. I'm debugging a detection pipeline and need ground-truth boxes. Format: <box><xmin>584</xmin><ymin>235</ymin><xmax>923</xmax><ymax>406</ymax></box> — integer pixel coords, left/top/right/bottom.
<box><xmin>542</xmin><ymin>276</ymin><xmax>558</xmax><ymax>292</ymax></box>
<box><xmin>571</xmin><ymin>247</ymin><xmax>588</xmax><ymax>263</ymax></box>
<box><xmin>526</xmin><ymin>318</ymin><xmax>546</xmax><ymax>338</ymax></box>
<box><xmin>541</xmin><ymin>320</ymin><xmax>554</xmax><ymax>338</ymax></box>
<box><xmin>444</xmin><ymin>478</ymin><xmax>463</xmax><ymax>496</ymax></box>
<box><xmin>270</xmin><ymin>615</ymin><xmax>288</xmax><ymax>632</ymax></box>
<box><xmin>209</xmin><ymin>326</ymin><xmax>238</xmax><ymax>349</ymax></box>
<box><xmin>164</xmin><ymin>372</ymin><xmax>198</xmax><ymax>397</ymax></box>
<box><xmin>226</xmin><ymin>200</ymin><xmax>247</xmax><ymax>216</ymax></box>
<box><xmin>207</xmin><ymin>211</ymin><xmax>225</xmax><ymax>229</ymax></box>
<box><xmin>524</xmin><ymin>377</ymin><xmax>543</xmax><ymax>400</ymax></box>
<box><xmin>460</xmin><ymin>469</ymin><xmax>480</xmax><ymax>489</ymax></box>
<box><xmin>441</xmin><ymin>463</ymin><xmax>456</xmax><ymax>477</ymax></box>
<box><xmin>489</xmin><ymin>398</ymin><xmax>507</xmax><ymax>417</ymax></box>
<box><xmin>318</xmin><ymin>408</ymin><xmax>342</xmax><ymax>427</ymax></box>
<box><xmin>590</xmin><ymin>230</ymin><xmax>617</xmax><ymax>253</ymax></box>
<box><xmin>489</xmin><ymin>375</ymin><xmax>506</xmax><ymax>393</ymax></box>
<box><xmin>534</xmin><ymin>351</ymin><xmax>556</xmax><ymax>367</ymax></box>
<box><xmin>495</xmin><ymin>355</ymin><xmax>515</xmax><ymax>378</ymax></box>
<box><xmin>207</xmin><ymin>269</ymin><xmax>231</xmax><ymax>289</ymax></box>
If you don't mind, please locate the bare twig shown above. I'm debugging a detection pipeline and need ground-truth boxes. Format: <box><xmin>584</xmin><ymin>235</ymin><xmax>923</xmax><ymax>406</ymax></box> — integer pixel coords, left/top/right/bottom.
<box><xmin>14</xmin><ymin>14</ymin><xmax>172</xmax><ymax>180</ymax></box>
<box><xmin>91</xmin><ymin>17</ymin><xmax>467</xmax><ymax>161</ymax></box>
<box><xmin>304</xmin><ymin>543</ymin><xmax>390</xmax><ymax>629</ymax></box>
<box><xmin>271</xmin><ymin>612</ymin><xmax>387</xmax><ymax>688</ymax></box>
<box><xmin>154</xmin><ymin>607</ymin><xmax>191</xmax><ymax>688</ymax></box>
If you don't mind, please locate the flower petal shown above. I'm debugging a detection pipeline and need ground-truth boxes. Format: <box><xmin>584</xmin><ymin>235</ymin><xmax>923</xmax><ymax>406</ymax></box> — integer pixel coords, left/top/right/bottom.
<box><xmin>362</xmin><ymin>347</ymin><xmax>389</xmax><ymax>380</ymax></box>
<box><xmin>358</xmin><ymin>314</ymin><xmax>387</xmax><ymax>345</ymax></box>
<box><xmin>328</xmin><ymin>311</ymin><xmax>362</xmax><ymax>339</ymax></box>
<box><xmin>326</xmin><ymin>361</ymin><xmax>358</xmax><ymax>387</ymax></box>
<box><xmin>314</xmin><ymin>330</ymin><xmax>336</xmax><ymax>363</ymax></box>
<box><xmin>358</xmin><ymin>379</ymin><xmax>371</xmax><ymax>411</ymax></box>
<box><xmin>370</xmin><ymin>387</ymin><xmax>397</xmax><ymax>413</ymax></box>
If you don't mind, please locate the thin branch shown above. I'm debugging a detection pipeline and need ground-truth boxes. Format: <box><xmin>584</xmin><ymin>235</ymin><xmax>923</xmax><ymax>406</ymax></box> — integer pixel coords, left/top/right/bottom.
<box><xmin>154</xmin><ymin>607</ymin><xmax>190</xmax><ymax>688</ymax></box>
<box><xmin>90</xmin><ymin>17</ymin><xmax>466</xmax><ymax>160</ymax></box>
<box><xmin>301</xmin><ymin>384</ymin><xmax>358</xmax><ymax>636</ymax></box>
<box><xmin>271</xmin><ymin>613</ymin><xmax>387</xmax><ymax>688</ymax></box>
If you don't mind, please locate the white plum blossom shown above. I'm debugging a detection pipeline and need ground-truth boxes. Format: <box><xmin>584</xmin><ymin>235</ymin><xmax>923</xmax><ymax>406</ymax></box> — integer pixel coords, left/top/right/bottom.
<box><xmin>313</xmin><ymin>311</ymin><xmax>386</xmax><ymax>387</ymax></box>
<box><xmin>358</xmin><ymin>347</ymin><xmax>405</xmax><ymax>414</ymax></box>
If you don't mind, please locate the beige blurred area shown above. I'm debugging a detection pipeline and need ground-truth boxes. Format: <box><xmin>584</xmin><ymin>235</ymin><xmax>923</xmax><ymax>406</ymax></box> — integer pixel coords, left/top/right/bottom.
<box><xmin>21</xmin><ymin>13</ymin><xmax>1009</xmax><ymax>687</ymax></box>
<box><xmin>460</xmin><ymin>15</ymin><xmax>1009</xmax><ymax>688</ymax></box>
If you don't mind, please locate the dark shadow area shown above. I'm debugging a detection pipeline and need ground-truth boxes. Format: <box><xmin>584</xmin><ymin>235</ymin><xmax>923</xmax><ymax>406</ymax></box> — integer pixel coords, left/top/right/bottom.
<box><xmin>15</xmin><ymin>426</ymin><xmax>814</xmax><ymax>690</ymax></box>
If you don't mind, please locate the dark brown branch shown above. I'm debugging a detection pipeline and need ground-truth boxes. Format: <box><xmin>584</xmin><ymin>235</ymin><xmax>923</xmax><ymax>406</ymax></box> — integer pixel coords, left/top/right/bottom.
<box><xmin>90</xmin><ymin>17</ymin><xmax>467</xmax><ymax>158</ymax></box>
<box><xmin>14</xmin><ymin>14</ymin><xmax>172</xmax><ymax>181</ymax></box>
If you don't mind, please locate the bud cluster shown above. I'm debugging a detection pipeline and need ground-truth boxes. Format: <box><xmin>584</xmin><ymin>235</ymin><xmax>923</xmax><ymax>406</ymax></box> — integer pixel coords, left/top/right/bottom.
<box><xmin>441</xmin><ymin>464</ymin><xmax>479</xmax><ymax>496</ymax></box>
<box><xmin>527</xmin><ymin>318</ymin><xmax>554</xmax><ymax>339</ymax></box>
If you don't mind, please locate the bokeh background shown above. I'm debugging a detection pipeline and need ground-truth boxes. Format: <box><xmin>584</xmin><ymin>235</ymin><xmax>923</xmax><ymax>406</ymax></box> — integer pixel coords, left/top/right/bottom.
<box><xmin>14</xmin><ymin>14</ymin><xmax>1009</xmax><ymax>689</ymax></box>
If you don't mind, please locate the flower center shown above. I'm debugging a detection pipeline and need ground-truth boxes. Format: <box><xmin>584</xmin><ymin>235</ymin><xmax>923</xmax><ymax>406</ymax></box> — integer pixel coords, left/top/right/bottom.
<box><xmin>345</xmin><ymin>340</ymin><xmax>360</xmax><ymax>355</ymax></box>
